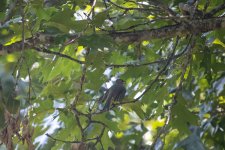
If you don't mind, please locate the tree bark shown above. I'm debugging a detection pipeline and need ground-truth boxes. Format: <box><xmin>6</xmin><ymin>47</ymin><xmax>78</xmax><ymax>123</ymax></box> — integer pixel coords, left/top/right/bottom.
<box><xmin>111</xmin><ymin>17</ymin><xmax>225</xmax><ymax>42</ymax></box>
<box><xmin>1</xmin><ymin>17</ymin><xmax>225</xmax><ymax>53</ymax></box>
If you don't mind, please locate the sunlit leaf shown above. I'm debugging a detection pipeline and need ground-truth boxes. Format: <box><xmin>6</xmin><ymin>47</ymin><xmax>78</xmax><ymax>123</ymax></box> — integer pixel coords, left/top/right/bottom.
<box><xmin>213</xmin><ymin>38</ymin><xmax>225</xmax><ymax>48</ymax></box>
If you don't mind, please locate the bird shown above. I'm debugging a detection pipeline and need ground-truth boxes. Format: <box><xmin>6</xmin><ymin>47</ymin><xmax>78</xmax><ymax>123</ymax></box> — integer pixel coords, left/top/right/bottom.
<box><xmin>99</xmin><ymin>79</ymin><xmax>126</xmax><ymax>110</ymax></box>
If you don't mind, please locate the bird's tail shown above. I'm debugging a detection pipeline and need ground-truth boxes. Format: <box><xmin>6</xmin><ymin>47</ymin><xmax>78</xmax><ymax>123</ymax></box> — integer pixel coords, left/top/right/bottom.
<box><xmin>103</xmin><ymin>98</ymin><xmax>112</xmax><ymax>110</ymax></box>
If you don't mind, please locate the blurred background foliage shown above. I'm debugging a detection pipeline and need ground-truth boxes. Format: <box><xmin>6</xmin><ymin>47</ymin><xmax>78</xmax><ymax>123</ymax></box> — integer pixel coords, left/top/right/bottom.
<box><xmin>0</xmin><ymin>0</ymin><xmax>225</xmax><ymax>149</ymax></box>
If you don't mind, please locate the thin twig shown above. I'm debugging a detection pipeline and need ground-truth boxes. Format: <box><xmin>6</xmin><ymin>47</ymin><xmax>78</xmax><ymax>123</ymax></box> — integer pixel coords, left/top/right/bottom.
<box><xmin>205</xmin><ymin>2</ymin><xmax>225</xmax><ymax>17</ymax></box>
<box><xmin>93</xmin><ymin>127</ymin><xmax>105</xmax><ymax>147</ymax></box>
<box><xmin>24</xmin><ymin>60</ymin><xmax>32</xmax><ymax>103</ymax></box>
<box><xmin>34</xmin><ymin>47</ymin><xmax>84</xmax><ymax>64</ymax></box>
<box><xmin>72</xmin><ymin>48</ymin><xmax>89</xmax><ymax>107</ymax></box>
<box><xmin>33</xmin><ymin>43</ymin><xmax>188</xmax><ymax>69</ymax></box>
<box><xmin>73</xmin><ymin>109</ymin><xmax>85</xmax><ymax>141</ymax></box>
<box><xmin>87</xmin><ymin>0</ymin><xmax>97</xmax><ymax>18</ymax></box>
<box><xmin>46</xmin><ymin>133</ymin><xmax>101</xmax><ymax>143</ymax></box>
<box><xmin>150</xmin><ymin>36</ymin><xmax>195</xmax><ymax>150</ymax></box>
<box><xmin>71</xmin><ymin>48</ymin><xmax>90</xmax><ymax>142</ymax></box>
<box><xmin>84</xmin><ymin>37</ymin><xmax>194</xmax><ymax>115</ymax></box>
<box><xmin>106</xmin><ymin>48</ymin><xmax>187</xmax><ymax>68</ymax></box>
<box><xmin>21</xmin><ymin>6</ymin><xmax>32</xmax><ymax>102</ymax></box>
<box><xmin>135</xmin><ymin>37</ymin><xmax>180</xmax><ymax>100</ymax></box>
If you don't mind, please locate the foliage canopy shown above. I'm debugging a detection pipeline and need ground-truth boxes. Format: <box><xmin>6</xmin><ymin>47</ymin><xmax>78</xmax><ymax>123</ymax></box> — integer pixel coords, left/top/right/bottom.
<box><xmin>0</xmin><ymin>0</ymin><xmax>225</xmax><ymax>149</ymax></box>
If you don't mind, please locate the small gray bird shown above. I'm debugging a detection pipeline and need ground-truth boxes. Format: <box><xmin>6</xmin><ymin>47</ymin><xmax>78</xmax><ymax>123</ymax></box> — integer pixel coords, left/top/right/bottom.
<box><xmin>99</xmin><ymin>79</ymin><xmax>126</xmax><ymax>110</ymax></box>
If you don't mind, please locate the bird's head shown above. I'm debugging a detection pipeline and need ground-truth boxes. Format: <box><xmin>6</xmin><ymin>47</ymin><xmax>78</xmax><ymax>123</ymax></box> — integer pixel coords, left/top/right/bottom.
<box><xmin>115</xmin><ymin>79</ymin><xmax>125</xmax><ymax>84</ymax></box>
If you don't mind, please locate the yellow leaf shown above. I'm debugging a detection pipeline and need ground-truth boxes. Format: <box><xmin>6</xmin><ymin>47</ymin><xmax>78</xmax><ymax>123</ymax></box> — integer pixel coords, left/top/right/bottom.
<box><xmin>219</xmin><ymin>96</ymin><xmax>225</xmax><ymax>104</ymax></box>
<box><xmin>151</xmin><ymin>119</ymin><xmax>165</xmax><ymax>129</ymax></box>
<box><xmin>76</xmin><ymin>46</ymin><xmax>84</xmax><ymax>56</ymax></box>
<box><xmin>6</xmin><ymin>54</ymin><xmax>17</xmax><ymax>62</ymax></box>
<box><xmin>203</xmin><ymin>113</ymin><xmax>211</xmax><ymax>118</ymax></box>
<box><xmin>115</xmin><ymin>132</ymin><xmax>124</xmax><ymax>138</ymax></box>
<box><xmin>124</xmin><ymin>114</ymin><xmax>130</xmax><ymax>124</ymax></box>
<box><xmin>184</xmin><ymin>66</ymin><xmax>190</xmax><ymax>79</ymax></box>
<box><xmin>85</xmin><ymin>5</ymin><xmax>92</xmax><ymax>13</ymax></box>
<box><xmin>144</xmin><ymin>119</ymin><xmax>165</xmax><ymax>131</ymax></box>
<box><xmin>118</xmin><ymin>114</ymin><xmax>131</xmax><ymax>130</ymax></box>
<box><xmin>147</xmin><ymin>15</ymin><xmax>155</xmax><ymax>20</ymax></box>
<box><xmin>213</xmin><ymin>38</ymin><xmax>225</xmax><ymax>48</ymax></box>
<box><xmin>199</xmin><ymin>78</ymin><xmax>209</xmax><ymax>91</ymax></box>
<box><xmin>4</xmin><ymin>36</ymin><xmax>21</xmax><ymax>46</ymax></box>
<box><xmin>142</xmin><ymin>41</ymin><xmax>149</xmax><ymax>46</ymax></box>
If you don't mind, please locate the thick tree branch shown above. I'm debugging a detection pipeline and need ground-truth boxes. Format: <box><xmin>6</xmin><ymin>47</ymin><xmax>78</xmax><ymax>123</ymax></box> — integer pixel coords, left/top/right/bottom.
<box><xmin>1</xmin><ymin>17</ymin><xmax>225</xmax><ymax>53</ymax></box>
<box><xmin>1</xmin><ymin>17</ymin><xmax>225</xmax><ymax>66</ymax></box>
<box><xmin>111</xmin><ymin>17</ymin><xmax>225</xmax><ymax>42</ymax></box>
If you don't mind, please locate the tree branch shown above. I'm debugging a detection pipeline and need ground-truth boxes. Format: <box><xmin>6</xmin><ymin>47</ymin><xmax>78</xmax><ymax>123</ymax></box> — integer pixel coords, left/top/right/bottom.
<box><xmin>2</xmin><ymin>17</ymin><xmax>225</xmax><ymax>54</ymax></box>
<box><xmin>205</xmin><ymin>3</ymin><xmax>225</xmax><ymax>17</ymax></box>
<box><xmin>110</xmin><ymin>17</ymin><xmax>225</xmax><ymax>42</ymax></box>
<box><xmin>105</xmin><ymin>46</ymin><xmax>188</xmax><ymax>68</ymax></box>
<box><xmin>34</xmin><ymin>47</ymin><xmax>84</xmax><ymax>64</ymax></box>
<box><xmin>150</xmin><ymin>37</ymin><xmax>195</xmax><ymax>149</ymax></box>
<box><xmin>135</xmin><ymin>36</ymin><xmax>180</xmax><ymax>100</ymax></box>
<box><xmin>46</xmin><ymin>133</ymin><xmax>102</xmax><ymax>143</ymax></box>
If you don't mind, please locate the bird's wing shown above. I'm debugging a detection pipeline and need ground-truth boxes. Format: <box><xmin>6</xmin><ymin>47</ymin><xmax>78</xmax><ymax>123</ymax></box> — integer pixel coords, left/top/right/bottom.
<box><xmin>120</xmin><ymin>87</ymin><xmax>126</xmax><ymax>98</ymax></box>
<box><xmin>114</xmin><ymin>87</ymin><xmax>126</xmax><ymax>101</ymax></box>
<box><xmin>102</xmin><ymin>86</ymin><xmax>116</xmax><ymax>110</ymax></box>
<box><xmin>98</xmin><ymin>89</ymin><xmax>109</xmax><ymax>102</ymax></box>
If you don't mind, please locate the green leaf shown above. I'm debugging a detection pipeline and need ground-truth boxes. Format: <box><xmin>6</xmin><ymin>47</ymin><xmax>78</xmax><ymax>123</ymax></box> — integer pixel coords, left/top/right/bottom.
<box><xmin>85</xmin><ymin>67</ymin><xmax>105</xmax><ymax>90</ymax></box>
<box><xmin>109</xmin><ymin>51</ymin><xmax>127</xmax><ymax>64</ymax></box>
<box><xmin>212</xmin><ymin>62</ymin><xmax>225</xmax><ymax>72</ymax></box>
<box><xmin>92</xmin><ymin>10</ymin><xmax>109</xmax><ymax>27</ymax></box>
<box><xmin>122</xmin><ymin>66</ymin><xmax>149</xmax><ymax>78</ymax></box>
<box><xmin>44</xmin><ymin>22</ymin><xmax>69</xmax><ymax>33</ymax></box>
<box><xmin>142</xmin><ymin>86</ymin><xmax>168</xmax><ymax>104</ymax></box>
<box><xmin>79</xmin><ymin>34</ymin><xmax>114</xmax><ymax>49</ymax></box>
<box><xmin>72</xmin><ymin>20</ymin><xmax>88</xmax><ymax>32</ymax></box>
<box><xmin>0</xmin><ymin>0</ymin><xmax>6</xmax><ymax>12</ymax></box>
<box><xmin>50</xmin><ymin>7</ymin><xmax>74</xmax><ymax>24</ymax></box>
<box><xmin>125</xmin><ymin>102</ymin><xmax>145</xmax><ymax>119</ymax></box>
<box><xmin>57</xmin><ymin>111</ymin><xmax>82</xmax><ymax>141</ymax></box>
<box><xmin>0</xmin><ymin>12</ymin><xmax>5</xmax><ymax>21</ymax></box>
<box><xmin>101</xmin><ymin>128</ymin><xmax>115</xmax><ymax>150</ymax></box>
<box><xmin>114</xmin><ymin>16</ymin><xmax>143</xmax><ymax>30</ymax></box>
<box><xmin>93</xmin><ymin>113</ymin><xmax>120</xmax><ymax>131</ymax></box>
<box><xmin>171</xmin><ymin>96</ymin><xmax>198</xmax><ymax>134</ymax></box>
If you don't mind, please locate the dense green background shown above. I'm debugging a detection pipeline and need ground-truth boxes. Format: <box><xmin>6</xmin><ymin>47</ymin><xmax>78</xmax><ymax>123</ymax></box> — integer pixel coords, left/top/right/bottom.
<box><xmin>0</xmin><ymin>0</ymin><xmax>225</xmax><ymax>149</ymax></box>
